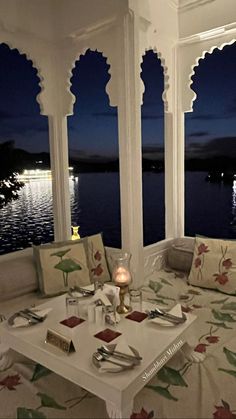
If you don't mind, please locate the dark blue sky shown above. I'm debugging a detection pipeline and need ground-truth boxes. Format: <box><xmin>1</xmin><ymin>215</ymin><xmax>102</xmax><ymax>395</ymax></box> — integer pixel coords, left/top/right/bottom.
<box><xmin>0</xmin><ymin>43</ymin><xmax>235</xmax><ymax>160</ymax></box>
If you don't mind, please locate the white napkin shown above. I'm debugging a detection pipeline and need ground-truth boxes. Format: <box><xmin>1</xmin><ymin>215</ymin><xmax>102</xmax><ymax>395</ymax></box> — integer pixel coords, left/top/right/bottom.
<box><xmin>151</xmin><ymin>303</ymin><xmax>184</xmax><ymax>326</ymax></box>
<box><xmin>92</xmin><ymin>284</ymin><xmax>120</xmax><ymax>307</ymax></box>
<box><xmin>96</xmin><ymin>340</ymin><xmax>137</xmax><ymax>373</ymax></box>
<box><xmin>10</xmin><ymin>308</ymin><xmax>52</xmax><ymax>328</ymax></box>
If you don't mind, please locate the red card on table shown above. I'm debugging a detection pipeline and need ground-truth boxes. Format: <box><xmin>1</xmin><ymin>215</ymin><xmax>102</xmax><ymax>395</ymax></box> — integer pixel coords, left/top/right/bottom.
<box><xmin>94</xmin><ymin>328</ymin><xmax>122</xmax><ymax>343</ymax></box>
<box><xmin>126</xmin><ymin>311</ymin><xmax>148</xmax><ymax>322</ymax></box>
<box><xmin>60</xmin><ymin>316</ymin><xmax>85</xmax><ymax>328</ymax></box>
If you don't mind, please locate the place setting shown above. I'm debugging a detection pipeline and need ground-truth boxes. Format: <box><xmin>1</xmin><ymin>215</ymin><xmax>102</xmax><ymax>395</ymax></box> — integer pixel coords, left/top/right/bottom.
<box><xmin>92</xmin><ymin>341</ymin><xmax>142</xmax><ymax>373</ymax></box>
<box><xmin>146</xmin><ymin>303</ymin><xmax>187</xmax><ymax>327</ymax></box>
<box><xmin>7</xmin><ymin>307</ymin><xmax>51</xmax><ymax>328</ymax></box>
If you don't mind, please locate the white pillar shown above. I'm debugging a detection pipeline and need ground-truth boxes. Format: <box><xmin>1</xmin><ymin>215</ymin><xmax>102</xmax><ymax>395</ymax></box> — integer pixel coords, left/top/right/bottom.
<box><xmin>116</xmin><ymin>11</ymin><xmax>144</xmax><ymax>287</ymax></box>
<box><xmin>48</xmin><ymin>114</ymin><xmax>71</xmax><ymax>242</ymax></box>
<box><xmin>164</xmin><ymin>45</ymin><xmax>185</xmax><ymax>239</ymax></box>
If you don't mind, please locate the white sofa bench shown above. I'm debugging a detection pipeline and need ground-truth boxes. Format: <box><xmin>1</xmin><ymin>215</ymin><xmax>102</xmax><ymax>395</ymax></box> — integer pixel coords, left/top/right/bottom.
<box><xmin>1</xmin><ymin>239</ymin><xmax>236</xmax><ymax>419</ymax></box>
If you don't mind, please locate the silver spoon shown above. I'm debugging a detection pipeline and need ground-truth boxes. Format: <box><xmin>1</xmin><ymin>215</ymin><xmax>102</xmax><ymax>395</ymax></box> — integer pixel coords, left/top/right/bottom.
<box><xmin>93</xmin><ymin>352</ymin><xmax>134</xmax><ymax>369</ymax></box>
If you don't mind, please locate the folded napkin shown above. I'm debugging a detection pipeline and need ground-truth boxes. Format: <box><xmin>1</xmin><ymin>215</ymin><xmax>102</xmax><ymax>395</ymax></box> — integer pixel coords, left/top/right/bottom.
<box><xmin>92</xmin><ymin>284</ymin><xmax>120</xmax><ymax>307</ymax></box>
<box><xmin>151</xmin><ymin>303</ymin><xmax>184</xmax><ymax>326</ymax></box>
<box><xmin>95</xmin><ymin>340</ymin><xmax>137</xmax><ymax>373</ymax></box>
<box><xmin>10</xmin><ymin>308</ymin><xmax>52</xmax><ymax>328</ymax></box>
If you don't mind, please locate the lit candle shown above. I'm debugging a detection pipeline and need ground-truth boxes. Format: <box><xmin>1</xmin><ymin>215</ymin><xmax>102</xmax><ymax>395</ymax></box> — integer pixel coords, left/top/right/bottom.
<box><xmin>113</xmin><ymin>266</ymin><xmax>131</xmax><ymax>286</ymax></box>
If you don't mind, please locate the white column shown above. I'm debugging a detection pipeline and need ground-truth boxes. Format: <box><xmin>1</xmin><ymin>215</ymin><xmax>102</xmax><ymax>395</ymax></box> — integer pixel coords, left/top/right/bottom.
<box><xmin>164</xmin><ymin>45</ymin><xmax>185</xmax><ymax>239</ymax></box>
<box><xmin>48</xmin><ymin>115</ymin><xmax>71</xmax><ymax>242</ymax></box>
<box><xmin>116</xmin><ymin>12</ymin><xmax>144</xmax><ymax>287</ymax></box>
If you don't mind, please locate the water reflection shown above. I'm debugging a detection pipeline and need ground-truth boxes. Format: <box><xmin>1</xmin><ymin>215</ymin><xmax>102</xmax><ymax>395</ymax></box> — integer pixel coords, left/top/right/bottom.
<box><xmin>0</xmin><ymin>179</ymin><xmax>54</xmax><ymax>254</ymax></box>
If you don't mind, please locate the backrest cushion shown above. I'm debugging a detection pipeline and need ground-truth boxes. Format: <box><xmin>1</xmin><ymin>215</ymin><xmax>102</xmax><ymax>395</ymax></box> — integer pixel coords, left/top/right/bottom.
<box><xmin>33</xmin><ymin>239</ymin><xmax>90</xmax><ymax>296</ymax></box>
<box><xmin>0</xmin><ymin>254</ymin><xmax>38</xmax><ymax>301</ymax></box>
<box><xmin>167</xmin><ymin>239</ymin><xmax>194</xmax><ymax>273</ymax></box>
<box><xmin>84</xmin><ymin>233</ymin><xmax>111</xmax><ymax>283</ymax></box>
<box><xmin>188</xmin><ymin>236</ymin><xmax>236</xmax><ymax>295</ymax></box>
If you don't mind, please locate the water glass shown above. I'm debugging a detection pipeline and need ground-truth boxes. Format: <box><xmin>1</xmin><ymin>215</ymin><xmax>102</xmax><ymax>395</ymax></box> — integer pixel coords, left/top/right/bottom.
<box><xmin>129</xmin><ymin>288</ymin><xmax>142</xmax><ymax>312</ymax></box>
<box><xmin>66</xmin><ymin>295</ymin><xmax>79</xmax><ymax>319</ymax></box>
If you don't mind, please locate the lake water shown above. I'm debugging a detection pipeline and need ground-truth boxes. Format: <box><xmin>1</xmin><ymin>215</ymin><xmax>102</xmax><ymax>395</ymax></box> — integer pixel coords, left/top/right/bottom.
<box><xmin>0</xmin><ymin>171</ymin><xmax>236</xmax><ymax>255</ymax></box>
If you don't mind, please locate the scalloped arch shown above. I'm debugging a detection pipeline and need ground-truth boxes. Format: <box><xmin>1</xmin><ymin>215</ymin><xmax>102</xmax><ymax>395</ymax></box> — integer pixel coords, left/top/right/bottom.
<box><xmin>141</xmin><ymin>46</ymin><xmax>169</xmax><ymax>112</ymax></box>
<box><xmin>0</xmin><ymin>40</ymin><xmax>44</xmax><ymax>112</ymax></box>
<box><xmin>189</xmin><ymin>38</ymin><xmax>236</xmax><ymax>109</ymax></box>
<box><xmin>68</xmin><ymin>46</ymin><xmax>113</xmax><ymax>113</ymax></box>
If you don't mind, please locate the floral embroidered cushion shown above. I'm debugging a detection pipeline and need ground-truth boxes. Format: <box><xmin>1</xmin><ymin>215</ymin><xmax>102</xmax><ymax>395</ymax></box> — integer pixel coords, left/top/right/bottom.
<box><xmin>188</xmin><ymin>237</ymin><xmax>236</xmax><ymax>295</ymax></box>
<box><xmin>84</xmin><ymin>233</ymin><xmax>111</xmax><ymax>284</ymax></box>
<box><xmin>33</xmin><ymin>240</ymin><xmax>90</xmax><ymax>296</ymax></box>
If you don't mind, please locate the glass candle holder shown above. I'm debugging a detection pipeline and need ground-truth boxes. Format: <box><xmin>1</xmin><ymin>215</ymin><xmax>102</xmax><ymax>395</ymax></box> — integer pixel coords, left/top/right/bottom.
<box><xmin>112</xmin><ymin>252</ymin><xmax>132</xmax><ymax>314</ymax></box>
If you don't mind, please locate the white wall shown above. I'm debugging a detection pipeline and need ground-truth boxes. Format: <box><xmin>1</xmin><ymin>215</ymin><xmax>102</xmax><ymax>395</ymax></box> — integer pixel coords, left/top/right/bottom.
<box><xmin>179</xmin><ymin>0</ymin><xmax>236</xmax><ymax>38</ymax></box>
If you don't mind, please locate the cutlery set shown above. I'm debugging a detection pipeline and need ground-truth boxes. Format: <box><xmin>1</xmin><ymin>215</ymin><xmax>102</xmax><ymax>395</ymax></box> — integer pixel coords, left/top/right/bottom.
<box><xmin>15</xmin><ymin>309</ymin><xmax>45</xmax><ymax>324</ymax></box>
<box><xmin>146</xmin><ymin>308</ymin><xmax>187</xmax><ymax>324</ymax></box>
<box><xmin>93</xmin><ymin>344</ymin><xmax>142</xmax><ymax>370</ymax></box>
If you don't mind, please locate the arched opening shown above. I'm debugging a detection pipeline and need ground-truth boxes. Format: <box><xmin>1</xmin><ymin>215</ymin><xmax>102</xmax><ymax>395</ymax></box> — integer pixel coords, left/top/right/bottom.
<box><xmin>0</xmin><ymin>43</ymin><xmax>51</xmax><ymax>255</ymax></box>
<box><xmin>68</xmin><ymin>49</ymin><xmax>121</xmax><ymax>248</ymax></box>
<box><xmin>141</xmin><ymin>49</ymin><xmax>165</xmax><ymax>246</ymax></box>
<box><xmin>185</xmin><ymin>42</ymin><xmax>236</xmax><ymax>239</ymax></box>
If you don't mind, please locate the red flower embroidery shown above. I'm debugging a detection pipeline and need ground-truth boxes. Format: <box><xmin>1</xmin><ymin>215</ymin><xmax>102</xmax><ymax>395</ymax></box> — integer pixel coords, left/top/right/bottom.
<box><xmin>194</xmin><ymin>343</ymin><xmax>208</xmax><ymax>353</ymax></box>
<box><xmin>181</xmin><ymin>305</ymin><xmax>192</xmax><ymax>313</ymax></box>
<box><xmin>214</xmin><ymin>273</ymin><xmax>229</xmax><ymax>285</ymax></box>
<box><xmin>94</xmin><ymin>250</ymin><xmax>102</xmax><ymax>261</ymax></box>
<box><xmin>91</xmin><ymin>263</ymin><xmax>103</xmax><ymax>277</ymax></box>
<box><xmin>194</xmin><ymin>257</ymin><xmax>201</xmax><ymax>268</ymax></box>
<box><xmin>130</xmin><ymin>408</ymin><xmax>154</xmax><ymax>419</ymax></box>
<box><xmin>197</xmin><ymin>243</ymin><xmax>209</xmax><ymax>255</ymax></box>
<box><xmin>222</xmin><ymin>258</ymin><xmax>232</xmax><ymax>270</ymax></box>
<box><xmin>213</xmin><ymin>401</ymin><xmax>236</xmax><ymax>419</ymax></box>
<box><xmin>0</xmin><ymin>374</ymin><xmax>21</xmax><ymax>390</ymax></box>
<box><xmin>206</xmin><ymin>335</ymin><xmax>219</xmax><ymax>344</ymax></box>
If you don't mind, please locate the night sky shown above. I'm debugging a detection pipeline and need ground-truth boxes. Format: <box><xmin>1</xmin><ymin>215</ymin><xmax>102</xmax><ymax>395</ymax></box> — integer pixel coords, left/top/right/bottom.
<box><xmin>0</xmin><ymin>42</ymin><xmax>236</xmax><ymax>161</ymax></box>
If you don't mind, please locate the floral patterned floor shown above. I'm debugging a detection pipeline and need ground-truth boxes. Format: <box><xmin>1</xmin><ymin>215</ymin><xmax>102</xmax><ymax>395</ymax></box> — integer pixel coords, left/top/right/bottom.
<box><xmin>1</xmin><ymin>269</ymin><xmax>236</xmax><ymax>418</ymax></box>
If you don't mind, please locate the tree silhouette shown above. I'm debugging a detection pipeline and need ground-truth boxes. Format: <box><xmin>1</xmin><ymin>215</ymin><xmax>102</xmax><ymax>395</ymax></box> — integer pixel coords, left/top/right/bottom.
<box><xmin>0</xmin><ymin>141</ymin><xmax>24</xmax><ymax>208</ymax></box>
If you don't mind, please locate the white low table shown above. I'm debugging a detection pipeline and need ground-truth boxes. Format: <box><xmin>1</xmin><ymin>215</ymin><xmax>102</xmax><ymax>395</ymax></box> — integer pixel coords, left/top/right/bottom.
<box><xmin>0</xmin><ymin>295</ymin><xmax>196</xmax><ymax>419</ymax></box>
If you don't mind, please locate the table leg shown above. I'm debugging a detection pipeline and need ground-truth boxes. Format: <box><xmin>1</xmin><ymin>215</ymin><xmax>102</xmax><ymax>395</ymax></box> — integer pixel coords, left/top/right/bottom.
<box><xmin>105</xmin><ymin>399</ymin><xmax>133</xmax><ymax>419</ymax></box>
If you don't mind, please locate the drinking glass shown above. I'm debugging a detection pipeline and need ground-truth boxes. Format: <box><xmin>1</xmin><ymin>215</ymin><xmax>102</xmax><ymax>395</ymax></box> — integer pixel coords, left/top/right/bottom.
<box><xmin>129</xmin><ymin>288</ymin><xmax>142</xmax><ymax>312</ymax></box>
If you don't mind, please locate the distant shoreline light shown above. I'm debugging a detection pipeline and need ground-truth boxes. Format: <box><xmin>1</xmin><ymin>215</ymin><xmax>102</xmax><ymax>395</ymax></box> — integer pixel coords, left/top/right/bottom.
<box><xmin>18</xmin><ymin>167</ymin><xmax>74</xmax><ymax>181</ymax></box>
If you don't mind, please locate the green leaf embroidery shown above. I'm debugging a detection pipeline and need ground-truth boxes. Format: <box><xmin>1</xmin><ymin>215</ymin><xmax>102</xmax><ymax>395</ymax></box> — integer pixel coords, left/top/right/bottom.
<box><xmin>31</xmin><ymin>364</ymin><xmax>52</xmax><ymax>382</ymax></box>
<box><xmin>221</xmin><ymin>302</ymin><xmax>236</xmax><ymax>311</ymax></box>
<box><xmin>218</xmin><ymin>368</ymin><xmax>236</xmax><ymax>378</ymax></box>
<box><xmin>160</xmin><ymin>278</ymin><xmax>173</xmax><ymax>287</ymax></box>
<box><xmin>50</xmin><ymin>249</ymin><xmax>71</xmax><ymax>258</ymax></box>
<box><xmin>223</xmin><ymin>347</ymin><xmax>236</xmax><ymax>367</ymax></box>
<box><xmin>146</xmin><ymin>385</ymin><xmax>178</xmax><ymax>401</ymax></box>
<box><xmin>212</xmin><ymin>309</ymin><xmax>236</xmax><ymax>322</ymax></box>
<box><xmin>149</xmin><ymin>281</ymin><xmax>163</xmax><ymax>294</ymax></box>
<box><xmin>206</xmin><ymin>321</ymin><xmax>233</xmax><ymax>329</ymax></box>
<box><xmin>54</xmin><ymin>259</ymin><xmax>81</xmax><ymax>274</ymax></box>
<box><xmin>157</xmin><ymin>366</ymin><xmax>188</xmax><ymax>387</ymax></box>
<box><xmin>211</xmin><ymin>298</ymin><xmax>229</xmax><ymax>305</ymax></box>
<box><xmin>17</xmin><ymin>408</ymin><xmax>46</xmax><ymax>419</ymax></box>
<box><xmin>187</xmin><ymin>289</ymin><xmax>201</xmax><ymax>295</ymax></box>
<box><xmin>37</xmin><ymin>393</ymin><xmax>66</xmax><ymax>410</ymax></box>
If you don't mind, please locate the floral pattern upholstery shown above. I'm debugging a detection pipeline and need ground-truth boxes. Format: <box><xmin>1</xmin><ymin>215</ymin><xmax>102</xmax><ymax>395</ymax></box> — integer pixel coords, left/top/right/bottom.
<box><xmin>1</xmin><ymin>268</ymin><xmax>236</xmax><ymax>418</ymax></box>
